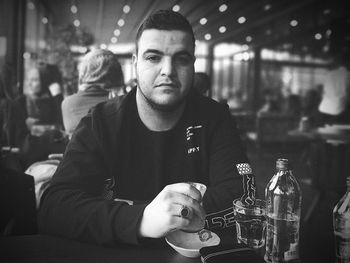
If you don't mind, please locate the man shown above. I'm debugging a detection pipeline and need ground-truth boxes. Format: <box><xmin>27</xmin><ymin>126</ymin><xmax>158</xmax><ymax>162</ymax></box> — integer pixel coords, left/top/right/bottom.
<box><xmin>38</xmin><ymin>10</ymin><xmax>256</xmax><ymax>246</ymax></box>
<box><xmin>61</xmin><ymin>49</ymin><xmax>125</xmax><ymax>137</ymax></box>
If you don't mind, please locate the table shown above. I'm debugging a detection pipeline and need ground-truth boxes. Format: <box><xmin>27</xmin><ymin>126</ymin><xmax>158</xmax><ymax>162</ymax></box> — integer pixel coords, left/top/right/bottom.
<box><xmin>288</xmin><ymin>127</ymin><xmax>350</xmax><ymax>221</ymax></box>
<box><xmin>288</xmin><ymin>127</ymin><xmax>350</xmax><ymax>143</ymax></box>
<box><xmin>0</xmin><ymin>234</ymin><xmax>199</xmax><ymax>263</ymax></box>
<box><xmin>0</xmin><ymin>229</ymin><xmax>271</xmax><ymax>263</ymax></box>
<box><xmin>0</xmin><ymin>226</ymin><xmax>333</xmax><ymax>262</ymax></box>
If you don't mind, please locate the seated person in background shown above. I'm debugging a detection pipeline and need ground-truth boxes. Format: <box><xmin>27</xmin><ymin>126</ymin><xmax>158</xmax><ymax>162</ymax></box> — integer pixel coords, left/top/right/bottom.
<box><xmin>318</xmin><ymin>55</ymin><xmax>350</xmax><ymax>125</ymax></box>
<box><xmin>258</xmin><ymin>88</ymin><xmax>280</xmax><ymax>115</ymax></box>
<box><xmin>0</xmin><ymin>64</ymin><xmax>28</xmax><ymax>150</ymax></box>
<box><xmin>39</xmin><ymin>10</ymin><xmax>256</xmax><ymax>246</ymax></box>
<box><xmin>24</xmin><ymin>63</ymin><xmax>64</xmax><ymax>131</ymax></box>
<box><xmin>301</xmin><ymin>87</ymin><xmax>323</xmax><ymax>128</ymax></box>
<box><xmin>61</xmin><ymin>49</ymin><xmax>125</xmax><ymax>137</ymax></box>
<box><xmin>193</xmin><ymin>72</ymin><xmax>210</xmax><ymax>96</ymax></box>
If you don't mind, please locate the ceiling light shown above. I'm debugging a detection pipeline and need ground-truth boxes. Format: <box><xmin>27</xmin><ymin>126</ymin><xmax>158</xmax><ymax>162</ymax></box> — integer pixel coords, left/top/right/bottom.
<box><xmin>242</xmin><ymin>52</ymin><xmax>250</xmax><ymax>61</ymax></box>
<box><xmin>172</xmin><ymin>5</ymin><xmax>180</xmax><ymax>12</ymax></box>
<box><xmin>71</xmin><ymin>5</ymin><xmax>78</xmax><ymax>14</ymax></box>
<box><xmin>23</xmin><ymin>52</ymin><xmax>31</xmax><ymax>60</ymax></box>
<box><xmin>200</xmin><ymin>17</ymin><xmax>207</xmax><ymax>25</ymax></box>
<box><xmin>264</xmin><ymin>4</ymin><xmax>271</xmax><ymax>11</ymax></box>
<box><xmin>219</xmin><ymin>4</ymin><xmax>228</xmax><ymax>12</ymax></box>
<box><xmin>100</xmin><ymin>44</ymin><xmax>107</xmax><ymax>49</ymax></box>
<box><xmin>323</xmin><ymin>45</ymin><xmax>329</xmax><ymax>53</ymax></box>
<box><xmin>290</xmin><ymin>20</ymin><xmax>298</xmax><ymax>27</ymax></box>
<box><xmin>323</xmin><ymin>9</ymin><xmax>331</xmax><ymax>15</ymax></box>
<box><xmin>246</xmin><ymin>36</ymin><xmax>252</xmax><ymax>42</ymax></box>
<box><xmin>111</xmin><ymin>37</ymin><xmax>118</xmax><ymax>44</ymax></box>
<box><xmin>123</xmin><ymin>5</ymin><xmax>131</xmax><ymax>14</ymax></box>
<box><xmin>117</xmin><ymin>19</ymin><xmax>125</xmax><ymax>27</ymax></box>
<box><xmin>283</xmin><ymin>43</ymin><xmax>292</xmax><ymax>49</ymax></box>
<box><xmin>219</xmin><ymin>26</ymin><xmax>227</xmax><ymax>33</ymax></box>
<box><xmin>315</xmin><ymin>33</ymin><xmax>322</xmax><ymax>40</ymax></box>
<box><xmin>73</xmin><ymin>19</ymin><xmax>80</xmax><ymax>27</ymax></box>
<box><xmin>42</xmin><ymin>17</ymin><xmax>48</xmax><ymax>24</ymax></box>
<box><xmin>204</xmin><ymin>33</ymin><xmax>212</xmax><ymax>40</ymax></box>
<box><xmin>114</xmin><ymin>29</ymin><xmax>121</xmax><ymax>36</ymax></box>
<box><xmin>238</xmin><ymin>16</ymin><xmax>246</xmax><ymax>24</ymax></box>
<box><xmin>326</xmin><ymin>29</ymin><xmax>332</xmax><ymax>37</ymax></box>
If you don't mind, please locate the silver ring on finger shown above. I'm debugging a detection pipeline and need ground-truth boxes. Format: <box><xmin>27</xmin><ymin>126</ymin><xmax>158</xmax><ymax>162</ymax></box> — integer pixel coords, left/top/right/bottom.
<box><xmin>180</xmin><ymin>205</ymin><xmax>189</xmax><ymax>218</ymax></box>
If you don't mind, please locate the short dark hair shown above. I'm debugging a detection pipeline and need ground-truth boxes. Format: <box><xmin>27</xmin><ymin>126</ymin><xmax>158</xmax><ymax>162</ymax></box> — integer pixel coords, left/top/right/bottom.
<box><xmin>135</xmin><ymin>10</ymin><xmax>195</xmax><ymax>54</ymax></box>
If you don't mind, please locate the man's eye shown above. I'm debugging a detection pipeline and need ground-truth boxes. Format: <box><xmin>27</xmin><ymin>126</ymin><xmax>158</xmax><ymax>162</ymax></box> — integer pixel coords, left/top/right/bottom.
<box><xmin>146</xmin><ymin>55</ymin><xmax>160</xmax><ymax>62</ymax></box>
<box><xmin>175</xmin><ymin>56</ymin><xmax>192</xmax><ymax>65</ymax></box>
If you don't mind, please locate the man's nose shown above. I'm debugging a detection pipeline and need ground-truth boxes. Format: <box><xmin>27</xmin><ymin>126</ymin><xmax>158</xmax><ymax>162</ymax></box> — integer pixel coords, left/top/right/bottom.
<box><xmin>160</xmin><ymin>57</ymin><xmax>174</xmax><ymax>77</ymax></box>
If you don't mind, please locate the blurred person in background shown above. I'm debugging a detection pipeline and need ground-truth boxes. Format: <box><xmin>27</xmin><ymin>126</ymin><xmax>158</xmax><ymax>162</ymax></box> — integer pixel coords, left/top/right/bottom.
<box><xmin>61</xmin><ymin>49</ymin><xmax>125</xmax><ymax>138</ymax></box>
<box><xmin>318</xmin><ymin>55</ymin><xmax>350</xmax><ymax>125</ymax></box>
<box><xmin>193</xmin><ymin>72</ymin><xmax>210</xmax><ymax>96</ymax></box>
<box><xmin>280</xmin><ymin>86</ymin><xmax>302</xmax><ymax>118</ymax></box>
<box><xmin>258</xmin><ymin>88</ymin><xmax>280</xmax><ymax>115</ymax></box>
<box><xmin>19</xmin><ymin>63</ymin><xmax>66</xmax><ymax>167</ymax></box>
<box><xmin>301</xmin><ymin>86</ymin><xmax>323</xmax><ymax>128</ymax></box>
<box><xmin>0</xmin><ymin>64</ymin><xmax>28</xmax><ymax>150</ymax></box>
<box><xmin>23</xmin><ymin>62</ymin><xmax>64</xmax><ymax>131</ymax></box>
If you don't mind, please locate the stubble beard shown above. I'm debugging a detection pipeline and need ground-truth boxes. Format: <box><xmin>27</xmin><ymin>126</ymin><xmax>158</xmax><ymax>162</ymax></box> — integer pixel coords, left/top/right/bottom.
<box><xmin>137</xmin><ymin>85</ymin><xmax>187</xmax><ymax>113</ymax></box>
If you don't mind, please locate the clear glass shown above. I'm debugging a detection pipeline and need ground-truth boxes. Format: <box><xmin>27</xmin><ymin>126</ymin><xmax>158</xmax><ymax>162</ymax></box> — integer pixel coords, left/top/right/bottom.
<box><xmin>264</xmin><ymin>160</ymin><xmax>302</xmax><ymax>263</ymax></box>
<box><xmin>233</xmin><ymin>198</ymin><xmax>267</xmax><ymax>248</ymax></box>
<box><xmin>333</xmin><ymin>177</ymin><xmax>350</xmax><ymax>263</ymax></box>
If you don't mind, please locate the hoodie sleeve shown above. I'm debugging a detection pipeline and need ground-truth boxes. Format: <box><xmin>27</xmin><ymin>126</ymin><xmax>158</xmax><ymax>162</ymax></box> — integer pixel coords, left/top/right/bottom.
<box><xmin>38</xmin><ymin>112</ymin><xmax>147</xmax><ymax>246</ymax></box>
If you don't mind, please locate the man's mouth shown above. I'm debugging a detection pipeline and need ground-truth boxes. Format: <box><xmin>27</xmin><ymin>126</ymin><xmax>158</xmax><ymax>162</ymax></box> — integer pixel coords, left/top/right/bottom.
<box><xmin>156</xmin><ymin>83</ymin><xmax>178</xmax><ymax>89</ymax></box>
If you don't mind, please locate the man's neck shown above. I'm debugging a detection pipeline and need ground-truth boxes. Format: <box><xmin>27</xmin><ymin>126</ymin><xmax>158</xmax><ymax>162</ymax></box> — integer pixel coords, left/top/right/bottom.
<box><xmin>136</xmin><ymin>89</ymin><xmax>186</xmax><ymax>131</ymax></box>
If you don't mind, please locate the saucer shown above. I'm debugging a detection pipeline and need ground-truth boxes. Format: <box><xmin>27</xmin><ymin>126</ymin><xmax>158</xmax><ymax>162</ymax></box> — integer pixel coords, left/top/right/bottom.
<box><xmin>165</xmin><ymin>229</ymin><xmax>220</xmax><ymax>258</ymax></box>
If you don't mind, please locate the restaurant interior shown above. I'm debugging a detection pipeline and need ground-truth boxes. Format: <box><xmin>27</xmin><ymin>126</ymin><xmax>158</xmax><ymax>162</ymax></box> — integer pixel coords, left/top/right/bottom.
<box><xmin>1</xmin><ymin>0</ymin><xmax>350</xmax><ymax>262</ymax></box>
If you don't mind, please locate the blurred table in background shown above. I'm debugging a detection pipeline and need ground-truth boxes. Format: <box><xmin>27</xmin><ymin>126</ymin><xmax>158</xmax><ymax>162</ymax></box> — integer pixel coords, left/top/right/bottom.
<box><xmin>288</xmin><ymin>125</ymin><xmax>350</xmax><ymax>222</ymax></box>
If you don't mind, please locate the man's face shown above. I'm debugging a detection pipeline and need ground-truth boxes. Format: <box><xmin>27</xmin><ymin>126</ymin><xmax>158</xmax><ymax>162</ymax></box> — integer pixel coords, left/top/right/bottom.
<box><xmin>27</xmin><ymin>68</ymin><xmax>41</xmax><ymax>96</ymax></box>
<box><xmin>133</xmin><ymin>29</ymin><xmax>195</xmax><ymax>111</ymax></box>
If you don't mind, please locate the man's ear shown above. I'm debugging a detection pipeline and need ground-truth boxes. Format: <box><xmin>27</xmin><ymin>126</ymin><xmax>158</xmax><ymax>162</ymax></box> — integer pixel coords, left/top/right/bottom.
<box><xmin>132</xmin><ymin>54</ymin><xmax>137</xmax><ymax>69</ymax></box>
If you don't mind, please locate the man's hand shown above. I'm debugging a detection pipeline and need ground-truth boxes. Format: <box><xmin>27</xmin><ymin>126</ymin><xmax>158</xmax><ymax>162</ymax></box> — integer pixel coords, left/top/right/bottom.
<box><xmin>138</xmin><ymin>183</ymin><xmax>206</xmax><ymax>238</ymax></box>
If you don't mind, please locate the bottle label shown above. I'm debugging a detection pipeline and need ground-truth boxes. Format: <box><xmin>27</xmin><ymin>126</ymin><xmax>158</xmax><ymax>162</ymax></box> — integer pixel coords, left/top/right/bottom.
<box><xmin>284</xmin><ymin>243</ymin><xmax>298</xmax><ymax>261</ymax></box>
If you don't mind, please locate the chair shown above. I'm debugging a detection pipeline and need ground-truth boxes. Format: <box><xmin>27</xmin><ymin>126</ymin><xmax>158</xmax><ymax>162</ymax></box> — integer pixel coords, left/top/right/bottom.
<box><xmin>0</xmin><ymin>166</ymin><xmax>37</xmax><ymax>236</ymax></box>
<box><xmin>25</xmin><ymin>153</ymin><xmax>63</xmax><ymax>208</ymax></box>
<box><xmin>246</xmin><ymin>113</ymin><xmax>299</xmax><ymax>157</ymax></box>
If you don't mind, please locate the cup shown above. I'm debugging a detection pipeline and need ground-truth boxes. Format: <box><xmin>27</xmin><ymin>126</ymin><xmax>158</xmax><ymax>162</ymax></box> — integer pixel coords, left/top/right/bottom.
<box><xmin>187</xmin><ymin>182</ymin><xmax>207</xmax><ymax>204</ymax></box>
<box><xmin>233</xmin><ymin>198</ymin><xmax>266</xmax><ymax>249</ymax></box>
<box><xmin>180</xmin><ymin>182</ymin><xmax>207</xmax><ymax>233</ymax></box>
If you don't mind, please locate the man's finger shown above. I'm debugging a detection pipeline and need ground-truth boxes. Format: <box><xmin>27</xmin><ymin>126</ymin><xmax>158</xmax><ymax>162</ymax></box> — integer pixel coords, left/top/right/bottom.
<box><xmin>165</xmin><ymin>183</ymin><xmax>202</xmax><ymax>202</ymax></box>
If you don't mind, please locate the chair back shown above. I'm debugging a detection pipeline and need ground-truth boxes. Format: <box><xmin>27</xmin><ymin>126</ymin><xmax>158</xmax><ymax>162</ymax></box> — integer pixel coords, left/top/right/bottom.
<box><xmin>256</xmin><ymin>113</ymin><xmax>298</xmax><ymax>143</ymax></box>
<box><xmin>25</xmin><ymin>158</ymin><xmax>60</xmax><ymax>208</ymax></box>
<box><xmin>0</xmin><ymin>167</ymin><xmax>37</xmax><ymax>236</ymax></box>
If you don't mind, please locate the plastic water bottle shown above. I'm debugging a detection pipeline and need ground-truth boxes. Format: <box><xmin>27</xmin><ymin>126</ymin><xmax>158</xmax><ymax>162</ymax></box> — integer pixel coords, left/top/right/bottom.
<box><xmin>264</xmin><ymin>158</ymin><xmax>302</xmax><ymax>263</ymax></box>
<box><xmin>333</xmin><ymin>176</ymin><xmax>350</xmax><ymax>263</ymax></box>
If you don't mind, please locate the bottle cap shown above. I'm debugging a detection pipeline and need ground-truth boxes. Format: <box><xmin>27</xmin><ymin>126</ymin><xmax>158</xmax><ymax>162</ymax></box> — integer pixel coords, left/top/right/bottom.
<box><xmin>276</xmin><ymin>158</ymin><xmax>289</xmax><ymax>170</ymax></box>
